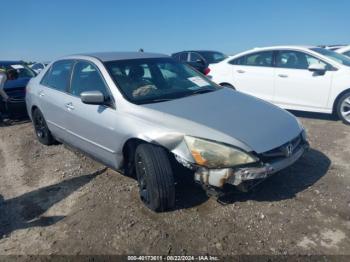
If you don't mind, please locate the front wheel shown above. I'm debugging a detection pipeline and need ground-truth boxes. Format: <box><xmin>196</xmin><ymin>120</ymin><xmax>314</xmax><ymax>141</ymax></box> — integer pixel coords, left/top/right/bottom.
<box><xmin>32</xmin><ymin>109</ymin><xmax>55</xmax><ymax>145</ymax></box>
<box><xmin>135</xmin><ymin>144</ymin><xmax>175</xmax><ymax>212</ymax></box>
<box><xmin>336</xmin><ymin>92</ymin><xmax>350</xmax><ymax>125</ymax></box>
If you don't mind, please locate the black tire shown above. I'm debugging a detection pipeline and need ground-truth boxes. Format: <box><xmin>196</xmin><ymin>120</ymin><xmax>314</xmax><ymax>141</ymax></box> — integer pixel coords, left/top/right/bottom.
<box><xmin>135</xmin><ymin>143</ymin><xmax>175</xmax><ymax>212</ymax></box>
<box><xmin>336</xmin><ymin>92</ymin><xmax>350</xmax><ymax>125</ymax></box>
<box><xmin>32</xmin><ymin>109</ymin><xmax>55</xmax><ymax>145</ymax></box>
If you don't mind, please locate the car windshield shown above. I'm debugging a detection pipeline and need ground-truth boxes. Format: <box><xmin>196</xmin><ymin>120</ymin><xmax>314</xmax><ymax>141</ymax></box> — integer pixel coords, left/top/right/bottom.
<box><xmin>3</xmin><ymin>63</ymin><xmax>36</xmax><ymax>78</ymax></box>
<box><xmin>198</xmin><ymin>51</ymin><xmax>227</xmax><ymax>64</ymax></box>
<box><xmin>311</xmin><ymin>48</ymin><xmax>350</xmax><ymax>67</ymax></box>
<box><xmin>105</xmin><ymin>58</ymin><xmax>220</xmax><ymax>104</ymax></box>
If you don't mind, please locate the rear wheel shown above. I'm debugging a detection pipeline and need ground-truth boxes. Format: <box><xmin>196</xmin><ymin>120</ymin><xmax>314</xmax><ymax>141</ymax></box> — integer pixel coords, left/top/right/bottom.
<box><xmin>135</xmin><ymin>144</ymin><xmax>175</xmax><ymax>212</ymax></box>
<box><xmin>336</xmin><ymin>92</ymin><xmax>350</xmax><ymax>125</ymax></box>
<box><xmin>32</xmin><ymin>109</ymin><xmax>55</xmax><ymax>145</ymax></box>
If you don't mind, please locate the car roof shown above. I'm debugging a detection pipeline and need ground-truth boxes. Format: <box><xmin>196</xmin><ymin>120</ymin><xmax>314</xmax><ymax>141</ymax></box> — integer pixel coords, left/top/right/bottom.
<box><xmin>319</xmin><ymin>44</ymin><xmax>347</xmax><ymax>49</ymax></box>
<box><xmin>67</xmin><ymin>52</ymin><xmax>169</xmax><ymax>62</ymax></box>
<box><xmin>251</xmin><ymin>45</ymin><xmax>316</xmax><ymax>51</ymax></box>
<box><xmin>336</xmin><ymin>45</ymin><xmax>350</xmax><ymax>53</ymax></box>
<box><xmin>227</xmin><ymin>45</ymin><xmax>319</xmax><ymax>58</ymax></box>
<box><xmin>0</xmin><ymin>61</ymin><xmax>24</xmax><ymax>65</ymax></box>
<box><xmin>172</xmin><ymin>50</ymin><xmax>223</xmax><ymax>54</ymax></box>
<box><xmin>223</xmin><ymin>45</ymin><xmax>346</xmax><ymax>68</ymax></box>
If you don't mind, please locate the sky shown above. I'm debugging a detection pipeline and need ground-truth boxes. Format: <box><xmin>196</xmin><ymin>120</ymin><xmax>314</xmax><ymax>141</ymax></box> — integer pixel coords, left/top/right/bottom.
<box><xmin>1</xmin><ymin>0</ymin><xmax>349</xmax><ymax>61</ymax></box>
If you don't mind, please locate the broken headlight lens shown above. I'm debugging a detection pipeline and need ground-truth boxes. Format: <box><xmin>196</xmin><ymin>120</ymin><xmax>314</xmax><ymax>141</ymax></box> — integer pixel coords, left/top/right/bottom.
<box><xmin>184</xmin><ymin>136</ymin><xmax>258</xmax><ymax>169</ymax></box>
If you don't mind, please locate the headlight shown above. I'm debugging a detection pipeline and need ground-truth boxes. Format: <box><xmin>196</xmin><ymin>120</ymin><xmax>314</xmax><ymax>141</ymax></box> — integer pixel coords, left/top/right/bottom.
<box><xmin>184</xmin><ymin>136</ymin><xmax>258</xmax><ymax>169</ymax></box>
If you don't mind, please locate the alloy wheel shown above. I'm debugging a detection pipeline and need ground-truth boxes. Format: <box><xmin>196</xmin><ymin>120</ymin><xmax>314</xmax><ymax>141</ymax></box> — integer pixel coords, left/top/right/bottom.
<box><xmin>340</xmin><ymin>96</ymin><xmax>350</xmax><ymax>123</ymax></box>
<box><xmin>34</xmin><ymin>112</ymin><xmax>46</xmax><ymax>138</ymax></box>
<box><xmin>135</xmin><ymin>153</ymin><xmax>150</xmax><ymax>205</ymax></box>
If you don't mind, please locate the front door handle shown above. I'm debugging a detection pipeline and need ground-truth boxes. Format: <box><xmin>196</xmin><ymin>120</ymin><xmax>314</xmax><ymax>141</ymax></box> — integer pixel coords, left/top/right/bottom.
<box><xmin>65</xmin><ymin>102</ymin><xmax>75</xmax><ymax>110</ymax></box>
<box><xmin>237</xmin><ymin>69</ymin><xmax>246</xmax><ymax>74</ymax></box>
<box><xmin>278</xmin><ymin>74</ymin><xmax>288</xmax><ymax>78</ymax></box>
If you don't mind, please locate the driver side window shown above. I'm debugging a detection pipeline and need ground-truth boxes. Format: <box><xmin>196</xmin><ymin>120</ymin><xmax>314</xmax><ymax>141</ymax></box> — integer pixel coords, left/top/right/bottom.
<box><xmin>276</xmin><ymin>50</ymin><xmax>330</xmax><ymax>70</ymax></box>
<box><xmin>70</xmin><ymin>61</ymin><xmax>110</xmax><ymax>99</ymax></box>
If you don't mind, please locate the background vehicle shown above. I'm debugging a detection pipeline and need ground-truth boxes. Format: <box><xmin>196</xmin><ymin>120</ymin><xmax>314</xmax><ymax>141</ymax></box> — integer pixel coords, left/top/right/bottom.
<box><xmin>26</xmin><ymin>52</ymin><xmax>307</xmax><ymax>212</ymax></box>
<box><xmin>171</xmin><ymin>50</ymin><xmax>227</xmax><ymax>75</ymax></box>
<box><xmin>318</xmin><ymin>44</ymin><xmax>348</xmax><ymax>51</ymax></box>
<box><xmin>0</xmin><ymin>61</ymin><xmax>36</xmax><ymax>117</ymax></box>
<box><xmin>336</xmin><ymin>46</ymin><xmax>350</xmax><ymax>58</ymax></box>
<box><xmin>30</xmin><ymin>62</ymin><xmax>48</xmax><ymax>74</ymax></box>
<box><xmin>208</xmin><ymin>46</ymin><xmax>350</xmax><ymax>125</ymax></box>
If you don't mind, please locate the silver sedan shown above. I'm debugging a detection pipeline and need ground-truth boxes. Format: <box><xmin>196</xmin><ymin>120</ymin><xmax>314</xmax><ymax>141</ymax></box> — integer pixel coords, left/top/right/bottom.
<box><xmin>26</xmin><ymin>52</ymin><xmax>309</xmax><ymax>212</ymax></box>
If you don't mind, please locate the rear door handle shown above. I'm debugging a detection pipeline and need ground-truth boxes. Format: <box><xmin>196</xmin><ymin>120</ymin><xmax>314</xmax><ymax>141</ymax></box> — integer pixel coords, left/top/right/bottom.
<box><xmin>38</xmin><ymin>91</ymin><xmax>45</xmax><ymax>97</ymax></box>
<box><xmin>65</xmin><ymin>102</ymin><xmax>75</xmax><ymax>110</ymax></box>
<box><xmin>278</xmin><ymin>74</ymin><xmax>288</xmax><ymax>78</ymax></box>
<box><xmin>237</xmin><ymin>69</ymin><xmax>246</xmax><ymax>74</ymax></box>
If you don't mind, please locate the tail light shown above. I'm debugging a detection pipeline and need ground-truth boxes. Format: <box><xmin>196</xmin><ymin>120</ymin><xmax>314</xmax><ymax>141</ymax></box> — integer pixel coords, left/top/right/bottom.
<box><xmin>204</xmin><ymin>68</ymin><xmax>211</xmax><ymax>75</ymax></box>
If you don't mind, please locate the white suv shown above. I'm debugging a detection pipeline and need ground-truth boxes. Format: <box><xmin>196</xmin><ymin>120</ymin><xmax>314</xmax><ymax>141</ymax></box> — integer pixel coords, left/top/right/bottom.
<box><xmin>336</xmin><ymin>45</ymin><xmax>350</xmax><ymax>58</ymax></box>
<box><xmin>209</xmin><ymin>46</ymin><xmax>350</xmax><ymax>125</ymax></box>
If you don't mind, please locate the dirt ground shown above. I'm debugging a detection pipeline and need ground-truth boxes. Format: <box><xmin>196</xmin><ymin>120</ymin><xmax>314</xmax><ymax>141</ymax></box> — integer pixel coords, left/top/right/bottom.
<box><xmin>0</xmin><ymin>111</ymin><xmax>349</xmax><ymax>256</ymax></box>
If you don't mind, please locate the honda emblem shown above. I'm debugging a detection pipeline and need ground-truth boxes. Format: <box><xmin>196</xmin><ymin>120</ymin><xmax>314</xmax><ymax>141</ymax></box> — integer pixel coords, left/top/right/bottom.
<box><xmin>285</xmin><ymin>143</ymin><xmax>293</xmax><ymax>157</ymax></box>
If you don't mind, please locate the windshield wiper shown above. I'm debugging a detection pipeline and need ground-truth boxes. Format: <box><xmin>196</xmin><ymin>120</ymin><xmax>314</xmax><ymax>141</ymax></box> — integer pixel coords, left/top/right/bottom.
<box><xmin>140</xmin><ymin>98</ymin><xmax>174</xmax><ymax>104</ymax></box>
<box><xmin>139</xmin><ymin>89</ymin><xmax>216</xmax><ymax>104</ymax></box>
<box><xmin>186</xmin><ymin>88</ymin><xmax>216</xmax><ymax>97</ymax></box>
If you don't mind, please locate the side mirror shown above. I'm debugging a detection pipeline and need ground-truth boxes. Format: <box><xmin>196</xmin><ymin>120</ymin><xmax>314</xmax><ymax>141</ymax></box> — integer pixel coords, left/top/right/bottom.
<box><xmin>80</xmin><ymin>91</ymin><xmax>105</xmax><ymax>105</ymax></box>
<box><xmin>308</xmin><ymin>63</ymin><xmax>326</xmax><ymax>73</ymax></box>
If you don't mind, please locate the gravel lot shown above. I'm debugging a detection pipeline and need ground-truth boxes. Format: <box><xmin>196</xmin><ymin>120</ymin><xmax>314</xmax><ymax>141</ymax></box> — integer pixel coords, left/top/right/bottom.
<box><xmin>0</xmin><ymin>112</ymin><xmax>349</xmax><ymax>256</ymax></box>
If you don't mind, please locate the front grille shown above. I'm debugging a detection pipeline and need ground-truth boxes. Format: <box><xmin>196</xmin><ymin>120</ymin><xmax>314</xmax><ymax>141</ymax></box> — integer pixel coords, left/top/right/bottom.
<box><xmin>259</xmin><ymin>135</ymin><xmax>302</xmax><ymax>162</ymax></box>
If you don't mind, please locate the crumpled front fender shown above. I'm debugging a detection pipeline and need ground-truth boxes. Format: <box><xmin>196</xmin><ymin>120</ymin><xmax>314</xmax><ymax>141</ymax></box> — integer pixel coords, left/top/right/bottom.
<box><xmin>135</xmin><ymin>132</ymin><xmax>195</xmax><ymax>163</ymax></box>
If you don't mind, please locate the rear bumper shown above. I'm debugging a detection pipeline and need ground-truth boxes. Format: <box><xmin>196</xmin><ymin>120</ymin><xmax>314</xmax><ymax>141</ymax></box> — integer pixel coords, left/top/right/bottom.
<box><xmin>194</xmin><ymin>141</ymin><xmax>309</xmax><ymax>190</ymax></box>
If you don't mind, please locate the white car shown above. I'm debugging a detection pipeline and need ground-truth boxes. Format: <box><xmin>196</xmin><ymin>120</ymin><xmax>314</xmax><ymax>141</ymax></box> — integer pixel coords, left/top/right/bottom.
<box><xmin>30</xmin><ymin>62</ymin><xmax>48</xmax><ymax>74</ymax></box>
<box><xmin>336</xmin><ymin>46</ymin><xmax>350</xmax><ymax>58</ymax></box>
<box><xmin>320</xmin><ymin>44</ymin><xmax>347</xmax><ymax>51</ymax></box>
<box><xmin>208</xmin><ymin>46</ymin><xmax>350</xmax><ymax>125</ymax></box>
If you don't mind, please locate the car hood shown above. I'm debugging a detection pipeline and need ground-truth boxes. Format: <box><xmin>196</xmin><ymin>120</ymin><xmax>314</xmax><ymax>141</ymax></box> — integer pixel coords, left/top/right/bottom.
<box><xmin>139</xmin><ymin>88</ymin><xmax>302</xmax><ymax>154</ymax></box>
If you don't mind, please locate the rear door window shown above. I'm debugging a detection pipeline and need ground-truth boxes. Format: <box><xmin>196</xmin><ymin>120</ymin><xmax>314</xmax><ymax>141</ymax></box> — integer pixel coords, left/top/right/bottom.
<box><xmin>189</xmin><ymin>52</ymin><xmax>203</xmax><ymax>62</ymax></box>
<box><xmin>179</xmin><ymin>52</ymin><xmax>189</xmax><ymax>62</ymax></box>
<box><xmin>172</xmin><ymin>53</ymin><xmax>180</xmax><ymax>60</ymax></box>
<box><xmin>41</xmin><ymin>60</ymin><xmax>74</xmax><ymax>92</ymax></box>
<box><xmin>229</xmin><ymin>51</ymin><xmax>273</xmax><ymax>67</ymax></box>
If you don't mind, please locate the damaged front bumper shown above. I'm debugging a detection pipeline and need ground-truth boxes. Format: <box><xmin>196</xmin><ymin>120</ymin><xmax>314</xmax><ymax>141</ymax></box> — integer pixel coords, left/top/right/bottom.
<box><xmin>192</xmin><ymin>141</ymin><xmax>309</xmax><ymax>191</ymax></box>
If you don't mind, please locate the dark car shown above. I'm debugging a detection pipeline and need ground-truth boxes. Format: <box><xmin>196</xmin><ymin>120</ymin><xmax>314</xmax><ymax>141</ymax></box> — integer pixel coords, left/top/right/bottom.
<box><xmin>0</xmin><ymin>61</ymin><xmax>36</xmax><ymax>117</ymax></box>
<box><xmin>171</xmin><ymin>50</ymin><xmax>227</xmax><ymax>75</ymax></box>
